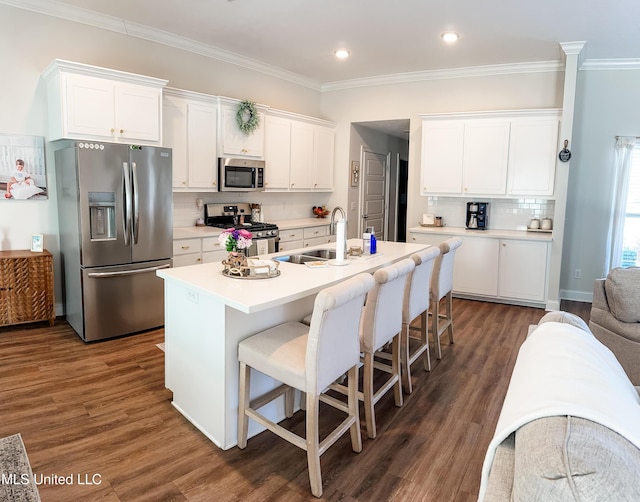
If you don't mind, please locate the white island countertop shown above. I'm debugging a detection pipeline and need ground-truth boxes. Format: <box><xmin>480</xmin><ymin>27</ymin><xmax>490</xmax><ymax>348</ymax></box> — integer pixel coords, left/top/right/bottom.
<box><xmin>158</xmin><ymin>239</ymin><xmax>428</xmax><ymax>315</ymax></box>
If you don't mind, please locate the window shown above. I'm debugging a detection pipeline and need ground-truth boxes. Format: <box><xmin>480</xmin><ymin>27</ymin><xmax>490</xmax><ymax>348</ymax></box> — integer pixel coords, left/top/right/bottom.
<box><xmin>621</xmin><ymin>146</ymin><xmax>640</xmax><ymax>267</ymax></box>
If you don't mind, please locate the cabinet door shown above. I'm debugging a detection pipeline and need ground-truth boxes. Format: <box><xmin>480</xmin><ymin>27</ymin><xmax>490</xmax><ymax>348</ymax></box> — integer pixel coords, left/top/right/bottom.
<box><xmin>187</xmin><ymin>103</ymin><xmax>218</xmax><ymax>189</ymax></box>
<box><xmin>463</xmin><ymin>120</ymin><xmax>509</xmax><ymax>195</ymax></box>
<box><xmin>115</xmin><ymin>83</ymin><xmax>162</xmax><ymax>143</ymax></box>
<box><xmin>220</xmin><ymin>105</ymin><xmax>265</xmax><ymax>158</ymax></box>
<box><xmin>421</xmin><ymin>121</ymin><xmax>464</xmax><ymax>194</ymax></box>
<box><xmin>507</xmin><ymin>119</ymin><xmax>559</xmax><ymax>196</ymax></box>
<box><xmin>289</xmin><ymin>122</ymin><xmax>314</xmax><ymax>190</ymax></box>
<box><xmin>312</xmin><ymin>125</ymin><xmax>335</xmax><ymax>190</ymax></box>
<box><xmin>498</xmin><ymin>240</ymin><xmax>548</xmax><ymax>301</ymax></box>
<box><xmin>64</xmin><ymin>75</ymin><xmax>116</xmax><ymax>139</ymax></box>
<box><xmin>454</xmin><ymin>237</ymin><xmax>499</xmax><ymax>296</ymax></box>
<box><xmin>163</xmin><ymin>95</ymin><xmax>188</xmax><ymax>188</ymax></box>
<box><xmin>264</xmin><ymin>115</ymin><xmax>292</xmax><ymax>190</ymax></box>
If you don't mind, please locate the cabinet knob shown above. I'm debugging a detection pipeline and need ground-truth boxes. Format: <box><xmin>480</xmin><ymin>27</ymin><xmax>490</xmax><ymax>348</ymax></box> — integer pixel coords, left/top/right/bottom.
<box><xmin>181</xmin><ymin>246</ymin><xmax>190</xmax><ymax>250</ymax></box>
<box><xmin>502</xmin><ymin>243</ymin><xmax>507</xmax><ymax>247</ymax></box>
<box><xmin>111</xmin><ymin>128</ymin><xmax>115</xmax><ymax>133</ymax></box>
<box><xmin>412</xmin><ymin>237</ymin><xmax>416</xmax><ymax>241</ymax></box>
<box><xmin>197</xmin><ymin>258</ymin><xmax>201</xmax><ymax>262</ymax></box>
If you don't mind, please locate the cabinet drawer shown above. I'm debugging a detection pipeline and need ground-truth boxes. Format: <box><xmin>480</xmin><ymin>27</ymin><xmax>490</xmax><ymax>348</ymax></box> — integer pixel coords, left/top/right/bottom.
<box><xmin>304</xmin><ymin>236</ymin><xmax>331</xmax><ymax>247</ymax></box>
<box><xmin>173</xmin><ymin>238</ymin><xmax>202</xmax><ymax>255</ymax></box>
<box><xmin>303</xmin><ymin>226</ymin><xmax>328</xmax><ymax>239</ymax></box>
<box><xmin>202</xmin><ymin>249</ymin><xmax>228</xmax><ymax>264</ymax></box>
<box><xmin>202</xmin><ymin>237</ymin><xmax>224</xmax><ymax>253</ymax></box>
<box><xmin>279</xmin><ymin>240</ymin><xmax>303</xmax><ymax>251</ymax></box>
<box><xmin>173</xmin><ymin>253</ymin><xmax>201</xmax><ymax>267</ymax></box>
<box><xmin>279</xmin><ymin>228</ymin><xmax>304</xmax><ymax>242</ymax></box>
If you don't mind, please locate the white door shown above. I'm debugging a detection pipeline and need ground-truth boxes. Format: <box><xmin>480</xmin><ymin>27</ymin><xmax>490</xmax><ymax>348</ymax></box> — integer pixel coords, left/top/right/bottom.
<box><xmin>360</xmin><ymin>150</ymin><xmax>388</xmax><ymax>239</ymax></box>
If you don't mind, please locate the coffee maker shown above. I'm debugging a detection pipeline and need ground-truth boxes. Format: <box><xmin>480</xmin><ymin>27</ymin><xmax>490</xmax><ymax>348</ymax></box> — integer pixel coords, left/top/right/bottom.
<box><xmin>466</xmin><ymin>202</ymin><xmax>489</xmax><ymax>230</ymax></box>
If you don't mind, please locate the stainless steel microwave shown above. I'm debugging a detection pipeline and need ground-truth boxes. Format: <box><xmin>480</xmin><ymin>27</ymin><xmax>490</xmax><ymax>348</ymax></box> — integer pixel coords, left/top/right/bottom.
<box><xmin>218</xmin><ymin>158</ymin><xmax>265</xmax><ymax>192</ymax></box>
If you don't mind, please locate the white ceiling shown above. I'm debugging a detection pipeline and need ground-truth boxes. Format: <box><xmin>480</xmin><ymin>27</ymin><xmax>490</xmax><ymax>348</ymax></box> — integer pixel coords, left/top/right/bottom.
<box><xmin>8</xmin><ymin>0</ymin><xmax>640</xmax><ymax>88</ymax></box>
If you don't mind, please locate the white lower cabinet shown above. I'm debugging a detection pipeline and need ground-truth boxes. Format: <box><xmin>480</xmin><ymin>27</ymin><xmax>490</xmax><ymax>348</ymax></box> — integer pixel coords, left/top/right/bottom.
<box><xmin>498</xmin><ymin>239</ymin><xmax>548</xmax><ymax>301</ymax></box>
<box><xmin>278</xmin><ymin>225</ymin><xmax>333</xmax><ymax>251</ymax></box>
<box><xmin>202</xmin><ymin>237</ymin><xmax>227</xmax><ymax>264</ymax></box>
<box><xmin>173</xmin><ymin>238</ymin><xmax>202</xmax><ymax>267</ymax></box>
<box><xmin>409</xmin><ymin>231</ymin><xmax>549</xmax><ymax>305</ymax></box>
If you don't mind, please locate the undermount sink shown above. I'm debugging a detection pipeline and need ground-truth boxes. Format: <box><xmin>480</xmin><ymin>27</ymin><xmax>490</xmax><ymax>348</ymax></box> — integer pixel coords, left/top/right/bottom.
<box><xmin>273</xmin><ymin>249</ymin><xmax>336</xmax><ymax>264</ymax></box>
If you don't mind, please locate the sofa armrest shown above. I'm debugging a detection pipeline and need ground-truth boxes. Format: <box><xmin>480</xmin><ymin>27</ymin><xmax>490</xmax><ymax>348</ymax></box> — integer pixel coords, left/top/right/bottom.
<box><xmin>592</xmin><ymin>278</ymin><xmax>609</xmax><ymax>311</ymax></box>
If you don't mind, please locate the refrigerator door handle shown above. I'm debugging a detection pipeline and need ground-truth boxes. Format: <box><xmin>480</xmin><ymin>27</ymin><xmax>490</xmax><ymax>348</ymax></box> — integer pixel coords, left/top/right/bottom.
<box><xmin>87</xmin><ymin>264</ymin><xmax>171</xmax><ymax>278</ymax></box>
<box><xmin>123</xmin><ymin>162</ymin><xmax>132</xmax><ymax>246</ymax></box>
<box><xmin>131</xmin><ymin>161</ymin><xmax>140</xmax><ymax>244</ymax></box>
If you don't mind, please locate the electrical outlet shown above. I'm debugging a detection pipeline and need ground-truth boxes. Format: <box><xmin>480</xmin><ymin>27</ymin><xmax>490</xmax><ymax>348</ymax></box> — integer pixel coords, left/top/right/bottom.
<box><xmin>574</xmin><ymin>269</ymin><xmax>582</xmax><ymax>279</ymax></box>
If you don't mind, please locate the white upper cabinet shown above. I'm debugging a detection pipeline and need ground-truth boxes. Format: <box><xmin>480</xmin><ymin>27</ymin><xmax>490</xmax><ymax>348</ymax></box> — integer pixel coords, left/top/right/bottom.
<box><xmin>42</xmin><ymin>59</ymin><xmax>166</xmax><ymax>145</ymax></box>
<box><xmin>507</xmin><ymin>117</ymin><xmax>560</xmax><ymax>196</ymax></box>
<box><xmin>420</xmin><ymin>120</ymin><xmax>464</xmax><ymax>194</ymax></box>
<box><xmin>420</xmin><ymin>110</ymin><xmax>561</xmax><ymax>198</ymax></box>
<box><xmin>462</xmin><ymin>120</ymin><xmax>510</xmax><ymax>195</ymax></box>
<box><xmin>219</xmin><ymin>99</ymin><xmax>266</xmax><ymax>159</ymax></box>
<box><xmin>263</xmin><ymin>110</ymin><xmax>335</xmax><ymax>192</ymax></box>
<box><xmin>163</xmin><ymin>88</ymin><xmax>218</xmax><ymax>190</ymax></box>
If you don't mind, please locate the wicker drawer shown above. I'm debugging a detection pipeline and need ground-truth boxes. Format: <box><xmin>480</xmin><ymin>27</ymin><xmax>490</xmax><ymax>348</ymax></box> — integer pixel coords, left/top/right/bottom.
<box><xmin>0</xmin><ymin>250</ymin><xmax>55</xmax><ymax>327</ymax></box>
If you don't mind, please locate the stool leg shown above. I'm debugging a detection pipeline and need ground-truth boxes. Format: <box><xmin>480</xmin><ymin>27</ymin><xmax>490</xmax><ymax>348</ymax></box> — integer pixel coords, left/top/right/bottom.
<box><xmin>432</xmin><ymin>298</ymin><xmax>443</xmax><ymax>360</ymax></box>
<box><xmin>446</xmin><ymin>292</ymin><xmax>454</xmax><ymax>345</ymax></box>
<box><xmin>363</xmin><ymin>351</ymin><xmax>377</xmax><ymax>439</ymax></box>
<box><xmin>401</xmin><ymin>323</ymin><xmax>413</xmax><ymax>394</ymax></box>
<box><xmin>306</xmin><ymin>393</ymin><xmax>322</xmax><ymax>497</ymax></box>
<box><xmin>420</xmin><ymin>310</ymin><xmax>431</xmax><ymax>372</ymax></box>
<box><xmin>285</xmin><ymin>387</ymin><xmax>294</xmax><ymax>418</ymax></box>
<box><xmin>391</xmin><ymin>334</ymin><xmax>403</xmax><ymax>407</ymax></box>
<box><xmin>347</xmin><ymin>365</ymin><xmax>362</xmax><ymax>453</ymax></box>
<box><xmin>237</xmin><ymin>362</ymin><xmax>250</xmax><ymax>449</ymax></box>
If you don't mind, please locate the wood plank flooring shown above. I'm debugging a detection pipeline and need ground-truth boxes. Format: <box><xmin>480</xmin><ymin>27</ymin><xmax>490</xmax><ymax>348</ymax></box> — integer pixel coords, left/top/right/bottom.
<box><xmin>0</xmin><ymin>299</ymin><xmax>591</xmax><ymax>501</ymax></box>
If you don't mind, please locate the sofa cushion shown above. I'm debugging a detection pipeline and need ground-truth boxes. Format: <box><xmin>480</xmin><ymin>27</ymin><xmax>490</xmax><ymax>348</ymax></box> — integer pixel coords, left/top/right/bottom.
<box><xmin>513</xmin><ymin>416</ymin><xmax>640</xmax><ymax>501</ymax></box>
<box><xmin>538</xmin><ymin>311</ymin><xmax>591</xmax><ymax>333</ymax></box>
<box><xmin>605</xmin><ymin>267</ymin><xmax>640</xmax><ymax>323</ymax></box>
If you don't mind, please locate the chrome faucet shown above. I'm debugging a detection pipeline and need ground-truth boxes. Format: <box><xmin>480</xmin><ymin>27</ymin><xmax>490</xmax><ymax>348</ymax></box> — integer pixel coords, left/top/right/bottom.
<box><xmin>330</xmin><ymin>206</ymin><xmax>346</xmax><ymax>235</ymax></box>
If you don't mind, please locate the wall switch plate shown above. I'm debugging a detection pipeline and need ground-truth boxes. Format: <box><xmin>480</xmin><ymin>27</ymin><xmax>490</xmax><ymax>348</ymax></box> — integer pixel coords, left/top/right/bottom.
<box><xmin>350</xmin><ymin>161</ymin><xmax>360</xmax><ymax>187</ymax></box>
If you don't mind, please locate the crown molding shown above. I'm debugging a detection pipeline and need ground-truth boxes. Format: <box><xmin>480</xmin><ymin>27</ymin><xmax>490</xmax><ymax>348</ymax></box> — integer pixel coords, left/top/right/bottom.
<box><xmin>321</xmin><ymin>61</ymin><xmax>564</xmax><ymax>92</ymax></box>
<box><xmin>0</xmin><ymin>0</ymin><xmax>322</xmax><ymax>91</ymax></box>
<box><xmin>581</xmin><ymin>58</ymin><xmax>640</xmax><ymax>71</ymax></box>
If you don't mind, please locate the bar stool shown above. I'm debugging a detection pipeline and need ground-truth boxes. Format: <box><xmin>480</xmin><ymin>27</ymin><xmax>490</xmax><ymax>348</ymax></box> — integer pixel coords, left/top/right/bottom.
<box><xmin>237</xmin><ymin>273</ymin><xmax>375</xmax><ymax>498</ymax></box>
<box><xmin>430</xmin><ymin>237</ymin><xmax>463</xmax><ymax>360</ymax></box>
<box><xmin>400</xmin><ymin>246</ymin><xmax>441</xmax><ymax>394</ymax></box>
<box><xmin>335</xmin><ymin>259</ymin><xmax>415</xmax><ymax>439</ymax></box>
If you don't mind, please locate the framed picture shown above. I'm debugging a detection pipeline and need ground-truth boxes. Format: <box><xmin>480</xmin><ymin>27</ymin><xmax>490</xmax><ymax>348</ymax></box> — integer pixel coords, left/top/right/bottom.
<box><xmin>1</xmin><ymin>134</ymin><xmax>48</xmax><ymax>201</ymax></box>
<box><xmin>31</xmin><ymin>234</ymin><xmax>43</xmax><ymax>252</ymax></box>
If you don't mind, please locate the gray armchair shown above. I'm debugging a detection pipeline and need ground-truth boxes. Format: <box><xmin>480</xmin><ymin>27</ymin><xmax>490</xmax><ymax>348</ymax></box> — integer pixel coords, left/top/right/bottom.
<box><xmin>589</xmin><ymin>267</ymin><xmax>640</xmax><ymax>385</ymax></box>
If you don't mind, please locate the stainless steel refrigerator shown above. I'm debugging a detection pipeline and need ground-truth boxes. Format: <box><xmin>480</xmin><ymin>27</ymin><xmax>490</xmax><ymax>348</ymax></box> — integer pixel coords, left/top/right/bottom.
<box><xmin>56</xmin><ymin>142</ymin><xmax>173</xmax><ymax>341</ymax></box>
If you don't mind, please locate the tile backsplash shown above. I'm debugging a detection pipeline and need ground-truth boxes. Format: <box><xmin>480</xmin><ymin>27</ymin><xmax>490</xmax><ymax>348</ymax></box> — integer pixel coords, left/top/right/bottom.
<box><xmin>420</xmin><ymin>196</ymin><xmax>556</xmax><ymax>231</ymax></box>
<box><xmin>172</xmin><ymin>192</ymin><xmax>332</xmax><ymax>227</ymax></box>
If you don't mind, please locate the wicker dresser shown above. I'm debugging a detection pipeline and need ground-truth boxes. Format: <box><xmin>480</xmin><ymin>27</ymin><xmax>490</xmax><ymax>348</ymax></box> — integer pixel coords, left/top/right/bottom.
<box><xmin>0</xmin><ymin>250</ymin><xmax>55</xmax><ymax>327</ymax></box>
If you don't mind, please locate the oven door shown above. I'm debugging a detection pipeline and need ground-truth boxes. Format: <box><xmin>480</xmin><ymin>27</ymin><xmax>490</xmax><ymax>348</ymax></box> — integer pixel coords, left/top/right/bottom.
<box><xmin>248</xmin><ymin>238</ymin><xmax>277</xmax><ymax>257</ymax></box>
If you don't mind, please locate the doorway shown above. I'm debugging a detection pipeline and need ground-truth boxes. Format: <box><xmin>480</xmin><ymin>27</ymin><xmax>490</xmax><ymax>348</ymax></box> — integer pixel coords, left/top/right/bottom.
<box><xmin>360</xmin><ymin>149</ymin><xmax>388</xmax><ymax>239</ymax></box>
<box><xmin>349</xmin><ymin>120</ymin><xmax>410</xmax><ymax>242</ymax></box>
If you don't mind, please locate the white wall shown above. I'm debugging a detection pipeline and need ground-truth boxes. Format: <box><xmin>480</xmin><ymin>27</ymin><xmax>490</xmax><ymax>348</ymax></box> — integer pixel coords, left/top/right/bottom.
<box><xmin>561</xmin><ymin>68</ymin><xmax>640</xmax><ymax>300</ymax></box>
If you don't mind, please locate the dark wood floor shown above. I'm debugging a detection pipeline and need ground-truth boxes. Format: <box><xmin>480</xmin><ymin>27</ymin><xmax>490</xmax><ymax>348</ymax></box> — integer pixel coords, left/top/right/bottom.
<box><xmin>0</xmin><ymin>299</ymin><xmax>591</xmax><ymax>502</ymax></box>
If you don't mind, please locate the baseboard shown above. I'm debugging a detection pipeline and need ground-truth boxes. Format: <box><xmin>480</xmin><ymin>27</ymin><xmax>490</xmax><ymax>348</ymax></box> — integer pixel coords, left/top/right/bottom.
<box><xmin>560</xmin><ymin>289</ymin><xmax>593</xmax><ymax>303</ymax></box>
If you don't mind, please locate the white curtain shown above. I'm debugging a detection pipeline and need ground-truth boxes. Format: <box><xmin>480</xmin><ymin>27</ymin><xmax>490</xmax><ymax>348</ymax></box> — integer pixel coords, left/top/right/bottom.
<box><xmin>604</xmin><ymin>136</ymin><xmax>637</xmax><ymax>273</ymax></box>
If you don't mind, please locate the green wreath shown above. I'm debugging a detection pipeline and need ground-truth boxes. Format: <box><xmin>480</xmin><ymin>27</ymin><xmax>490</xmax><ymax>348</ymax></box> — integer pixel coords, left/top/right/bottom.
<box><xmin>236</xmin><ymin>100</ymin><xmax>260</xmax><ymax>135</ymax></box>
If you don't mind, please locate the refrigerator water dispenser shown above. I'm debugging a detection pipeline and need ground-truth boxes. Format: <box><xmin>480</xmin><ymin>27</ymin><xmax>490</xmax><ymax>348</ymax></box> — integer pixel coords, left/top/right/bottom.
<box><xmin>89</xmin><ymin>192</ymin><xmax>116</xmax><ymax>240</ymax></box>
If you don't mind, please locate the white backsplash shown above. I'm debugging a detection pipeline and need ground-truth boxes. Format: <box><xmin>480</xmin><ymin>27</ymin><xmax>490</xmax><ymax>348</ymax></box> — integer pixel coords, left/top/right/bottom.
<box><xmin>172</xmin><ymin>192</ymin><xmax>332</xmax><ymax>228</ymax></box>
<box><xmin>421</xmin><ymin>197</ymin><xmax>556</xmax><ymax>231</ymax></box>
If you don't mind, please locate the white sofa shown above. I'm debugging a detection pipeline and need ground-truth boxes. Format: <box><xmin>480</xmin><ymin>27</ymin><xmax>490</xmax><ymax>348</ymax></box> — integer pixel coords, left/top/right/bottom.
<box><xmin>480</xmin><ymin>312</ymin><xmax>640</xmax><ymax>501</ymax></box>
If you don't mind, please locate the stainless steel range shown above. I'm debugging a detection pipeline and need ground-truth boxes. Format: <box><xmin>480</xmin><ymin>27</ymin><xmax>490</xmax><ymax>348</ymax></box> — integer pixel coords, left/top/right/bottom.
<box><xmin>204</xmin><ymin>203</ymin><xmax>279</xmax><ymax>256</ymax></box>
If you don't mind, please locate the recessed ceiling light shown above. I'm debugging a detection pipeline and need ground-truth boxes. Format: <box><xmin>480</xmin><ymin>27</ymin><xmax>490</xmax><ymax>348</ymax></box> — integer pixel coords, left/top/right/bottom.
<box><xmin>441</xmin><ymin>32</ymin><xmax>460</xmax><ymax>43</ymax></box>
<box><xmin>334</xmin><ymin>49</ymin><xmax>351</xmax><ymax>59</ymax></box>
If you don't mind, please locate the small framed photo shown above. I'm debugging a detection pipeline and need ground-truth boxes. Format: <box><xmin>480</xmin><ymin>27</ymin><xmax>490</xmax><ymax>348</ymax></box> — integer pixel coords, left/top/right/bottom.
<box><xmin>31</xmin><ymin>234</ymin><xmax>43</xmax><ymax>252</ymax></box>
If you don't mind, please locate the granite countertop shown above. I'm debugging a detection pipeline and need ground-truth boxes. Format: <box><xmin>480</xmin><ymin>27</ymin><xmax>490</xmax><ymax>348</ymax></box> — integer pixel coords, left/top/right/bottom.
<box><xmin>408</xmin><ymin>225</ymin><xmax>553</xmax><ymax>241</ymax></box>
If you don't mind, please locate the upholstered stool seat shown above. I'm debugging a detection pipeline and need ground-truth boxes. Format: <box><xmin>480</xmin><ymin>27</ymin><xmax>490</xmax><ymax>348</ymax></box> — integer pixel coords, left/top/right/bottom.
<box><xmin>237</xmin><ymin>272</ymin><xmax>375</xmax><ymax>498</ymax></box>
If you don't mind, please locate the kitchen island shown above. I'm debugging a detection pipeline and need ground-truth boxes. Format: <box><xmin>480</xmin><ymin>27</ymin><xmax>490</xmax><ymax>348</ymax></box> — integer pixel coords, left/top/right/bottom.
<box><xmin>157</xmin><ymin>239</ymin><xmax>429</xmax><ymax>450</ymax></box>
